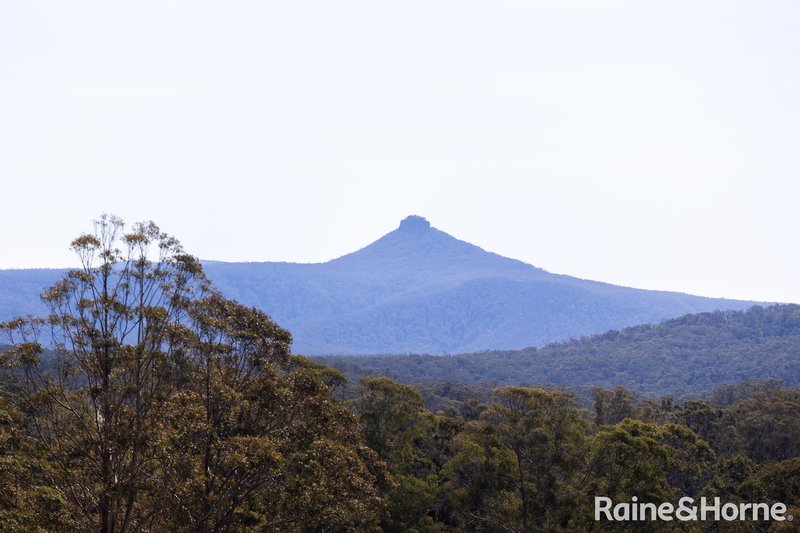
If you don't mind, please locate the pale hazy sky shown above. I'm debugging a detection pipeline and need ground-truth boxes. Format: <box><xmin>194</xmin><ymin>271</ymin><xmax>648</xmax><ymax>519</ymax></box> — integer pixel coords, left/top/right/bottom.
<box><xmin>1</xmin><ymin>1</ymin><xmax>798</xmax><ymax>303</ymax></box>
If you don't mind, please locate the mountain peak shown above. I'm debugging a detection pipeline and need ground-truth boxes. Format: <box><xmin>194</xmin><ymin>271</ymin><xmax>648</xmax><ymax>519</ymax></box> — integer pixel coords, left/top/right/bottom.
<box><xmin>398</xmin><ymin>215</ymin><xmax>431</xmax><ymax>233</ymax></box>
<box><xmin>326</xmin><ymin>214</ymin><xmax>547</xmax><ymax>284</ymax></box>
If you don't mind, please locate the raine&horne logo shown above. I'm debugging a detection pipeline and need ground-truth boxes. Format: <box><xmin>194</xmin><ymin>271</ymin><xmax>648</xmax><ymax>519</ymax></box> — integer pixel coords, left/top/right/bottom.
<box><xmin>595</xmin><ymin>496</ymin><xmax>793</xmax><ymax>522</ymax></box>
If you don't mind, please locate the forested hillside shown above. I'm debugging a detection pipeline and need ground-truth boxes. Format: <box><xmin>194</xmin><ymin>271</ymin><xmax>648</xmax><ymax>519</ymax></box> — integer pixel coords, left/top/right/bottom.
<box><xmin>338</xmin><ymin>378</ymin><xmax>800</xmax><ymax>531</ymax></box>
<box><xmin>321</xmin><ymin>304</ymin><xmax>800</xmax><ymax>398</ymax></box>
<box><xmin>1</xmin><ymin>217</ymin><xmax>798</xmax><ymax>531</ymax></box>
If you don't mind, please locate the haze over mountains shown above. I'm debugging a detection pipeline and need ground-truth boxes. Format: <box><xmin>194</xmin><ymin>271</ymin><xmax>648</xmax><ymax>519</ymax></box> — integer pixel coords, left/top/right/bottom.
<box><xmin>1</xmin><ymin>215</ymin><xmax>760</xmax><ymax>355</ymax></box>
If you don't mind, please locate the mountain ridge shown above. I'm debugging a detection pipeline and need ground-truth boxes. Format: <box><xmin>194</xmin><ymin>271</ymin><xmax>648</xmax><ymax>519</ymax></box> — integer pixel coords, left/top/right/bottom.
<box><xmin>195</xmin><ymin>216</ymin><xmax>766</xmax><ymax>354</ymax></box>
<box><xmin>318</xmin><ymin>303</ymin><xmax>800</xmax><ymax>398</ymax></box>
<box><xmin>0</xmin><ymin>216</ymin><xmax>763</xmax><ymax>354</ymax></box>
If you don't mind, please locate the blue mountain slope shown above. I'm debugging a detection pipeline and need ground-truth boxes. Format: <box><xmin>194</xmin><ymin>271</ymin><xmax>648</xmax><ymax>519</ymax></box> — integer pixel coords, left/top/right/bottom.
<box><xmin>202</xmin><ymin>216</ymin><xmax>758</xmax><ymax>354</ymax></box>
<box><xmin>0</xmin><ymin>269</ymin><xmax>63</xmax><ymax>320</ymax></box>
<box><xmin>0</xmin><ymin>216</ymin><xmax>760</xmax><ymax>354</ymax></box>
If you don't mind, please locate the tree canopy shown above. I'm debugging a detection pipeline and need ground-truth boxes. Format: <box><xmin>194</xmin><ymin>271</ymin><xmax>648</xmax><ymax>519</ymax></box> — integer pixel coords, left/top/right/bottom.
<box><xmin>0</xmin><ymin>216</ymin><xmax>386</xmax><ymax>532</ymax></box>
<box><xmin>1</xmin><ymin>216</ymin><xmax>798</xmax><ymax>532</ymax></box>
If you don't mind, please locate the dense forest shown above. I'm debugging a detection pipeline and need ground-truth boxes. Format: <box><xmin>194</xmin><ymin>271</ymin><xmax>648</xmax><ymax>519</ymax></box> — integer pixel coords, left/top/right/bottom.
<box><xmin>1</xmin><ymin>217</ymin><xmax>798</xmax><ymax>531</ymax></box>
<box><xmin>320</xmin><ymin>304</ymin><xmax>800</xmax><ymax>399</ymax></box>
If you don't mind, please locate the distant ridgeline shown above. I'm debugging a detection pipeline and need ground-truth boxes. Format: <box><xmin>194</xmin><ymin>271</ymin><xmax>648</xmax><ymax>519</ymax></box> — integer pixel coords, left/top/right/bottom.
<box><xmin>0</xmin><ymin>216</ymin><xmax>764</xmax><ymax>355</ymax></box>
<box><xmin>319</xmin><ymin>304</ymin><xmax>800</xmax><ymax>398</ymax></box>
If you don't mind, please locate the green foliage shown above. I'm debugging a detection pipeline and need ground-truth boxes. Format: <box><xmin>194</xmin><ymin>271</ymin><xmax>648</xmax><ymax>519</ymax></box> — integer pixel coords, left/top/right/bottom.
<box><xmin>737</xmin><ymin>458</ymin><xmax>800</xmax><ymax>505</ymax></box>
<box><xmin>353</xmin><ymin>377</ymin><xmax>424</xmax><ymax>466</ymax></box>
<box><xmin>0</xmin><ymin>392</ymin><xmax>78</xmax><ymax>531</ymax></box>
<box><xmin>321</xmin><ymin>304</ymin><xmax>800</xmax><ymax>398</ymax></box>
<box><xmin>355</xmin><ymin>378</ymin><xmax>799</xmax><ymax>531</ymax></box>
<box><xmin>723</xmin><ymin>389</ymin><xmax>800</xmax><ymax>462</ymax></box>
<box><xmin>0</xmin><ymin>216</ymin><xmax>385</xmax><ymax>532</ymax></box>
<box><xmin>2</xmin><ymin>216</ymin><xmax>799</xmax><ymax>531</ymax></box>
<box><xmin>593</xmin><ymin>385</ymin><xmax>635</xmax><ymax>425</ymax></box>
<box><xmin>482</xmin><ymin>387</ymin><xmax>589</xmax><ymax>531</ymax></box>
<box><xmin>701</xmin><ymin>454</ymin><xmax>757</xmax><ymax>499</ymax></box>
<box><xmin>588</xmin><ymin>420</ymin><xmax>674</xmax><ymax>503</ymax></box>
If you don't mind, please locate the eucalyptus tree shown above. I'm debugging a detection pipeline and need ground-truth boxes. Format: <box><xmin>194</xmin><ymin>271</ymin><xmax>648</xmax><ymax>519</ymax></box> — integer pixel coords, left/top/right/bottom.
<box><xmin>1</xmin><ymin>215</ymin><xmax>386</xmax><ymax>532</ymax></box>
<box><xmin>482</xmin><ymin>387</ymin><xmax>589</xmax><ymax>532</ymax></box>
<box><xmin>2</xmin><ymin>215</ymin><xmax>207</xmax><ymax>531</ymax></box>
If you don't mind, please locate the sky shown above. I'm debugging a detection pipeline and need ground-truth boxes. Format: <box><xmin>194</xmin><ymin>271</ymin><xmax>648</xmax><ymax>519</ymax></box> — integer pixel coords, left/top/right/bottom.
<box><xmin>1</xmin><ymin>1</ymin><xmax>799</xmax><ymax>303</ymax></box>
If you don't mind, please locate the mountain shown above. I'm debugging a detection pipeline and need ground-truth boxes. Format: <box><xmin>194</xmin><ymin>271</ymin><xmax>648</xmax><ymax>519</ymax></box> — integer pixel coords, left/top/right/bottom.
<box><xmin>0</xmin><ymin>269</ymin><xmax>63</xmax><ymax>321</ymax></box>
<box><xmin>319</xmin><ymin>304</ymin><xmax>800</xmax><ymax>398</ymax></box>
<box><xmin>0</xmin><ymin>215</ymin><xmax>762</xmax><ymax>354</ymax></box>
